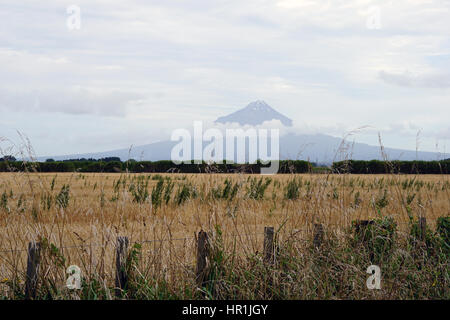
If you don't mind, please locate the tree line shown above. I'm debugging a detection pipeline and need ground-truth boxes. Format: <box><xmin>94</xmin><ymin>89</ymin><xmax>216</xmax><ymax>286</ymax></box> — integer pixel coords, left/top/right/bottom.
<box><xmin>0</xmin><ymin>159</ymin><xmax>312</xmax><ymax>174</ymax></box>
<box><xmin>332</xmin><ymin>159</ymin><xmax>450</xmax><ymax>174</ymax></box>
<box><xmin>1</xmin><ymin>157</ymin><xmax>449</xmax><ymax>174</ymax></box>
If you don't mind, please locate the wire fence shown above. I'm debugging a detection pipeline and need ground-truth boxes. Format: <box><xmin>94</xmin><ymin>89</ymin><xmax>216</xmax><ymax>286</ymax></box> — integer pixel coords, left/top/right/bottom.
<box><xmin>0</xmin><ymin>217</ymin><xmax>444</xmax><ymax>299</ymax></box>
<box><xmin>0</xmin><ymin>220</ymin><xmax>429</xmax><ymax>254</ymax></box>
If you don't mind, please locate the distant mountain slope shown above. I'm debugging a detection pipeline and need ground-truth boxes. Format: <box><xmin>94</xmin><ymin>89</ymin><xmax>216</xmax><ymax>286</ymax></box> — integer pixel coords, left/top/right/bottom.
<box><xmin>37</xmin><ymin>101</ymin><xmax>445</xmax><ymax>164</ymax></box>
<box><xmin>39</xmin><ymin>133</ymin><xmax>443</xmax><ymax>164</ymax></box>
<box><xmin>215</xmin><ymin>100</ymin><xmax>293</xmax><ymax>126</ymax></box>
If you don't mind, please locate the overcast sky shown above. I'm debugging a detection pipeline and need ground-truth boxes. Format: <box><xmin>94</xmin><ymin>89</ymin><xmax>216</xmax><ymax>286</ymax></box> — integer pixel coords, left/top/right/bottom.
<box><xmin>1</xmin><ymin>0</ymin><xmax>449</xmax><ymax>157</ymax></box>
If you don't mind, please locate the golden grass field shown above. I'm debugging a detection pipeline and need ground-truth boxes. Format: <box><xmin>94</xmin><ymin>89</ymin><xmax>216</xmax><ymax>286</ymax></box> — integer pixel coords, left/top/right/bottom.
<box><xmin>0</xmin><ymin>172</ymin><xmax>448</xmax><ymax>299</ymax></box>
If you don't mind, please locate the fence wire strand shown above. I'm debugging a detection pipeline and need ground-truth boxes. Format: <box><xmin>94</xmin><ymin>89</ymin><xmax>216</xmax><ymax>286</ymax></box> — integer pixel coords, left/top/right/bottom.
<box><xmin>0</xmin><ymin>220</ymin><xmax>434</xmax><ymax>254</ymax></box>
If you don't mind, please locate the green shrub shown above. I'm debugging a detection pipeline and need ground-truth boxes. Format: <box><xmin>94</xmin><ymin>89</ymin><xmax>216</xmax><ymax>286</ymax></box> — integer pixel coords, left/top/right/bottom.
<box><xmin>211</xmin><ymin>179</ymin><xmax>240</xmax><ymax>201</ymax></box>
<box><xmin>55</xmin><ymin>185</ymin><xmax>70</xmax><ymax>209</ymax></box>
<box><xmin>247</xmin><ymin>177</ymin><xmax>272</xmax><ymax>200</ymax></box>
<box><xmin>163</xmin><ymin>180</ymin><xmax>174</xmax><ymax>205</ymax></box>
<box><xmin>436</xmin><ymin>216</ymin><xmax>450</xmax><ymax>255</ymax></box>
<box><xmin>284</xmin><ymin>179</ymin><xmax>301</xmax><ymax>200</ymax></box>
<box><xmin>351</xmin><ymin>217</ymin><xmax>397</xmax><ymax>264</ymax></box>
<box><xmin>175</xmin><ymin>183</ymin><xmax>196</xmax><ymax>205</ymax></box>
<box><xmin>130</xmin><ymin>176</ymin><xmax>149</xmax><ymax>204</ymax></box>
<box><xmin>0</xmin><ymin>191</ymin><xmax>8</xmax><ymax>211</ymax></box>
<box><xmin>151</xmin><ymin>179</ymin><xmax>164</xmax><ymax>208</ymax></box>
<box><xmin>374</xmin><ymin>189</ymin><xmax>389</xmax><ymax>209</ymax></box>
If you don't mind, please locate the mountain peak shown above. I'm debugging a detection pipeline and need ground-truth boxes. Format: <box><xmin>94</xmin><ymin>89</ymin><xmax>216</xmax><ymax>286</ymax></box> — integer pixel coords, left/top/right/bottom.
<box><xmin>215</xmin><ymin>101</ymin><xmax>293</xmax><ymax>126</ymax></box>
<box><xmin>243</xmin><ymin>100</ymin><xmax>273</xmax><ymax>112</ymax></box>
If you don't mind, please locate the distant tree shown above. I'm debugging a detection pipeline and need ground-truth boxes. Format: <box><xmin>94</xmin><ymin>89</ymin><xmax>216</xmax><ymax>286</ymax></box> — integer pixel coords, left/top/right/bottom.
<box><xmin>100</xmin><ymin>157</ymin><xmax>121</xmax><ymax>162</ymax></box>
<box><xmin>46</xmin><ymin>158</ymin><xmax>55</xmax><ymax>162</ymax></box>
<box><xmin>0</xmin><ymin>155</ymin><xmax>16</xmax><ymax>162</ymax></box>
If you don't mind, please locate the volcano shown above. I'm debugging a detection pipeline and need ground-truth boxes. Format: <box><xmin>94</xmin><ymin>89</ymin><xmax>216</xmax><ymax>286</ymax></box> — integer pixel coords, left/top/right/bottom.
<box><xmin>215</xmin><ymin>100</ymin><xmax>293</xmax><ymax>126</ymax></box>
<box><xmin>38</xmin><ymin>101</ymin><xmax>443</xmax><ymax>164</ymax></box>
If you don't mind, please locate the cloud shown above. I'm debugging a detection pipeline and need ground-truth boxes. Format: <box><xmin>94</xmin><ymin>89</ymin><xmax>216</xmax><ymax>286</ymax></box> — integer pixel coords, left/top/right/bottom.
<box><xmin>379</xmin><ymin>70</ymin><xmax>450</xmax><ymax>88</ymax></box>
<box><xmin>0</xmin><ymin>87</ymin><xmax>143</xmax><ymax>116</ymax></box>
<box><xmin>437</xmin><ymin>127</ymin><xmax>450</xmax><ymax>140</ymax></box>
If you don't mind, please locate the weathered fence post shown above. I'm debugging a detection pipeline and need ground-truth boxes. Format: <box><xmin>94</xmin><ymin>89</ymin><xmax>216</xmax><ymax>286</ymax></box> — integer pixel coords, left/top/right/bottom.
<box><xmin>313</xmin><ymin>224</ymin><xmax>324</xmax><ymax>248</ymax></box>
<box><xmin>263</xmin><ymin>227</ymin><xmax>275</xmax><ymax>264</ymax></box>
<box><xmin>196</xmin><ymin>230</ymin><xmax>209</xmax><ymax>288</ymax></box>
<box><xmin>115</xmin><ymin>236</ymin><xmax>129</xmax><ymax>298</ymax></box>
<box><xmin>419</xmin><ymin>217</ymin><xmax>427</xmax><ymax>243</ymax></box>
<box><xmin>25</xmin><ymin>241</ymin><xmax>41</xmax><ymax>300</ymax></box>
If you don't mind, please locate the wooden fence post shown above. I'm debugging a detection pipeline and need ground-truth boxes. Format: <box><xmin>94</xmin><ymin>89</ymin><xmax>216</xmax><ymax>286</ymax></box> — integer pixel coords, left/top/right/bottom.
<box><xmin>196</xmin><ymin>230</ymin><xmax>209</xmax><ymax>288</ymax></box>
<box><xmin>263</xmin><ymin>227</ymin><xmax>275</xmax><ymax>264</ymax></box>
<box><xmin>25</xmin><ymin>241</ymin><xmax>41</xmax><ymax>300</ymax></box>
<box><xmin>313</xmin><ymin>224</ymin><xmax>324</xmax><ymax>248</ymax></box>
<box><xmin>115</xmin><ymin>236</ymin><xmax>129</xmax><ymax>298</ymax></box>
<box><xmin>419</xmin><ymin>217</ymin><xmax>427</xmax><ymax>242</ymax></box>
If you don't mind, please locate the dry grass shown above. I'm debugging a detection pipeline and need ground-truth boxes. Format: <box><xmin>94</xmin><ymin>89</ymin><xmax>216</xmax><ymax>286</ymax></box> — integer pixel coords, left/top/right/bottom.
<box><xmin>0</xmin><ymin>172</ymin><xmax>448</xmax><ymax>299</ymax></box>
